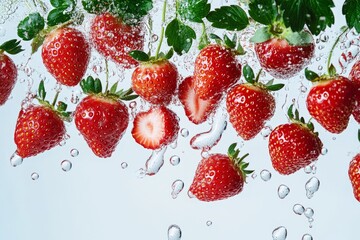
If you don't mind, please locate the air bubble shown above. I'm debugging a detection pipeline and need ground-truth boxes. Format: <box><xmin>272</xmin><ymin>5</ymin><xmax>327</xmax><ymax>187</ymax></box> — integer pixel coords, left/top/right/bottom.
<box><xmin>180</xmin><ymin>128</ymin><xmax>189</xmax><ymax>137</ymax></box>
<box><xmin>304</xmin><ymin>208</ymin><xmax>314</xmax><ymax>218</ymax></box>
<box><xmin>293</xmin><ymin>204</ymin><xmax>305</xmax><ymax>215</ymax></box>
<box><xmin>170</xmin><ymin>140</ymin><xmax>178</xmax><ymax>149</ymax></box>
<box><xmin>272</xmin><ymin>226</ymin><xmax>287</xmax><ymax>240</ymax></box>
<box><xmin>260</xmin><ymin>169</ymin><xmax>272</xmax><ymax>181</ymax></box>
<box><xmin>168</xmin><ymin>224</ymin><xmax>182</xmax><ymax>240</ymax></box>
<box><xmin>302</xmin><ymin>234</ymin><xmax>313</xmax><ymax>240</ymax></box>
<box><xmin>145</xmin><ymin>147</ymin><xmax>166</xmax><ymax>176</ymax></box>
<box><xmin>278</xmin><ymin>184</ymin><xmax>290</xmax><ymax>199</ymax></box>
<box><xmin>31</xmin><ymin>172</ymin><xmax>39</xmax><ymax>180</ymax></box>
<box><xmin>260</xmin><ymin>125</ymin><xmax>272</xmax><ymax>138</ymax></box>
<box><xmin>305</xmin><ymin>177</ymin><xmax>320</xmax><ymax>199</ymax></box>
<box><xmin>171</xmin><ymin>179</ymin><xmax>184</xmax><ymax>199</ymax></box>
<box><xmin>170</xmin><ymin>155</ymin><xmax>180</xmax><ymax>166</ymax></box>
<box><xmin>10</xmin><ymin>152</ymin><xmax>23</xmax><ymax>167</ymax></box>
<box><xmin>70</xmin><ymin>148</ymin><xmax>79</xmax><ymax>157</ymax></box>
<box><xmin>321</xmin><ymin>147</ymin><xmax>328</xmax><ymax>155</ymax></box>
<box><xmin>121</xmin><ymin>162</ymin><xmax>128</xmax><ymax>169</ymax></box>
<box><xmin>71</xmin><ymin>91</ymin><xmax>81</xmax><ymax>104</ymax></box>
<box><xmin>206</xmin><ymin>221</ymin><xmax>212</xmax><ymax>226</ymax></box>
<box><xmin>251</xmin><ymin>173</ymin><xmax>257</xmax><ymax>179</ymax></box>
<box><xmin>61</xmin><ymin>160</ymin><xmax>72</xmax><ymax>172</ymax></box>
<box><xmin>137</xmin><ymin>168</ymin><xmax>146</xmax><ymax>178</ymax></box>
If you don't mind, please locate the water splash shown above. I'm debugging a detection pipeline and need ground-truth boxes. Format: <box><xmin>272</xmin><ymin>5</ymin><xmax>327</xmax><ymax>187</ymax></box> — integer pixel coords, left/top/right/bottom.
<box><xmin>145</xmin><ymin>147</ymin><xmax>167</xmax><ymax>176</ymax></box>
<box><xmin>171</xmin><ymin>180</ymin><xmax>184</xmax><ymax>199</ymax></box>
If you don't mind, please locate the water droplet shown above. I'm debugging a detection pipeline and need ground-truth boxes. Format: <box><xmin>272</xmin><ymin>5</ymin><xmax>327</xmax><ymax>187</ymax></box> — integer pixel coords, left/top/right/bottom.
<box><xmin>272</xmin><ymin>226</ymin><xmax>287</xmax><ymax>240</ymax></box>
<box><xmin>70</xmin><ymin>148</ymin><xmax>79</xmax><ymax>157</ymax></box>
<box><xmin>293</xmin><ymin>204</ymin><xmax>305</xmax><ymax>215</ymax></box>
<box><xmin>170</xmin><ymin>155</ymin><xmax>180</xmax><ymax>166</ymax></box>
<box><xmin>278</xmin><ymin>184</ymin><xmax>290</xmax><ymax>199</ymax></box>
<box><xmin>61</xmin><ymin>160</ymin><xmax>72</xmax><ymax>172</ymax></box>
<box><xmin>145</xmin><ymin>147</ymin><xmax>166</xmax><ymax>176</ymax></box>
<box><xmin>151</xmin><ymin>34</ymin><xmax>159</xmax><ymax>42</ymax></box>
<box><xmin>129</xmin><ymin>101</ymin><xmax>137</xmax><ymax>109</ymax></box>
<box><xmin>261</xmin><ymin>125</ymin><xmax>272</xmax><ymax>138</ymax></box>
<box><xmin>168</xmin><ymin>224</ymin><xmax>182</xmax><ymax>240</ymax></box>
<box><xmin>304</xmin><ymin>207</ymin><xmax>314</xmax><ymax>218</ymax></box>
<box><xmin>59</xmin><ymin>139</ymin><xmax>66</xmax><ymax>146</ymax></box>
<box><xmin>305</xmin><ymin>177</ymin><xmax>320</xmax><ymax>199</ymax></box>
<box><xmin>260</xmin><ymin>169</ymin><xmax>272</xmax><ymax>181</ymax></box>
<box><xmin>302</xmin><ymin>234</ymin><xmax>313</xmax><ymax>240</ymax></box>
<box><xmin>137</xmin><ymin>168</ymin><xmax>146</xmax><ymax>178</ymax></box>
<box><xmin>251</xmin><ymin>172</ymin><xmax>257</xmax><ymax>179</ymax></box>
<box><xmin>206</xmin><ymin>221</ymin><xmax>212</xmax><ymax>226</ymax></box>
<box><xmin>171</xmin><ymin>179</ymin><xmax>184</xmax><ymax>199</ymax></box>
<box><xmin>71</xmin><ymin>91</ymin><xmax>81</xmax><ymax>104</ymax></box>
<box><xmin>320</xmin><ymin>34</ymin><xmax>329</xmax><ymax>42</ymax></box>
<box><xmin>304</xmin><ymin>165</ymin><xmax>312</xmax><ymax>174</ymax></box>
<box><xmin>170</xmin><ymin>140</ymin><xmax>178</xmax><ymax>149</ymax></box>
<box><xmin>180</xmin><ymin>128</ymin><xmax>189</xmax><ymax>137</ymax></box>
<box><xmin>121</xmin><ymin>162</ymin><xmax>128</xmax><ymax>169</ymax></box>
<box><xmin>31</xmin><ymin>172</ymin><xmax>39</xmax><ymax>180</ymax></box>
<box><xmin>321</xmin><ymin>147</ymin><xmax>328</xmax><ymax>155</ymax></box>
<box><xmin>187</xmin><ymin>190</ymin><xmax>195</xmax><ymax>198</ymax></box>
<box><xmin>10</xmin><ymin>152</ymin><xmax>23</xmax><ymax>167</ymax></box>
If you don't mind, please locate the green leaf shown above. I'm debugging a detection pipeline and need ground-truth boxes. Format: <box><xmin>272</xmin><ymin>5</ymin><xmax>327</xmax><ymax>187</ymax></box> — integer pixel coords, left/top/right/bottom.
<box><xmin>304</xmin><ymin>68</ymin><xmax>319</xmax><ymax>81</ymax></box>
<box><xmin>206</xmin><ymin>5</ymin><xmax>249</xmax><ymax>31</ymax></box>
<box><xmin>129</xmin><ymin>50</ymin><xmax>150</xmax><ymax>62</ymax></box>
<box><xmin>165</xmin><ymin>18</ymin><xmax>196</xmax><ymax>55</ymax></box>
<box><xmin>94</xmin><ymin>78</ymin><xmax>102</xmax><ymax>93</ymax></box>
<box><xmin>243</xmin><ymin>65</ymin><xmax>255</xmax><ymax>83</ymax></box>
<box><xmin>114</xmin><ymin>0</ymin><xmax>153</xmax><ymax>24</ymax></box>
<box><xmin>178</xmin><ymin>0</ymin><xmax>211</xmax><ymax>23</ymax></box>
<box><xmin>342</xmin><ymin>0</ymin><xmax>360</xmax><ymax>33</ymax></box>
<box><xmin>38</xmin><ymin>80</ymin><xmax>46</xmax><ymax>101</ymax></box>
<box><xmin>287</xmin><ymin>104</ymin><xmax>294</xmax><ymax>119</ymax></box>
<box><xmin>82</xmin><ymin>0</ymin><xmax>114</xmax><ymax>14</ymax></box>
<box><xmin>358</xmin><ymin>129</ymin><xmax>360</xmax><ymax>143</ymax></box>
<box><xmin>17</xmin><ymin>13</ymin><xmax>45</xmax><ymax>41</ymax></box>
<box><xmin>328</xmin><ymin>64</ymin><xmax>337</xmax><ymax>76</ymax></box>
<box><xmin>266</xmin><ymin>83</ymin><xmax>285</xmax><ymax>91</ymax></box>
<box><xmin>223</xmin><ymin>34</ymin><xmax>236</xmax><ymax>49</ymax></box>
<box><xmin>50</xmin><ymin>0</ymin><xmax>75</xmax><ymax>8</ymax></box>
<box><xmin>284</xmin><ymin>30</ymin><xmax>314</xmax><ymax>46</ymax></box>
<box><xmin>121</xmin><ymin>94</ymin><xmax>139</xmax><ymax>101</ymax></box>
<box><xmin>57</xmin><ymin>101</ymin><xmax>68</xmax><ymax>112</ymax></box>
<box><xmin>0</xmin><ymin>39</ymin><xmax>24</xmax><ymax>54</ymax></box>
<box><xmin>250</xmin><ymin>27</ymin><xmax>271</xmax><ymax>43</ymax></box>
<box><xmin>165</xmin><ymin>48</ymin><xmax>174</xmax><ymax>59</ymax></box>
<box><xmin>228</xmin><ymin>143</ymin><xmax>237</xmax><ymax>157</ymax></box>
<box><xmin>47</xmin><ymin>7</ymin><xmax>72</xmax><ymax>26</ymax></box>
<box><xmin>248</xmin><ymin>0</ymin><xmax>278</xmax><ymax>25</ymax></box>
<box><xmin>110</xmin><ymin>82</ymin><xmax>118</xmax><ymax>93</ymax></box>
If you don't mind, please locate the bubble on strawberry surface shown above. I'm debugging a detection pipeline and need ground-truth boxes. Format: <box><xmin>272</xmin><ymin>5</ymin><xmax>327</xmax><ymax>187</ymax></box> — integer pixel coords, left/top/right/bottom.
<box><xmin>10</xmin><ymin>152</ymin><xmax>23</xmax><ymax>167</ymax></box>
<box><xmin>121</xmin><ymin>162</ymin><xmax>128</xmax><ymax>169</ymax></box>
<box><xmin>70</xmin><ymin>149</ymin><xmax>79</xmax><ymax>157</ymax></box>
<box><xmin>61</xmin><ymin>160</ymin><xmax>72</xmax><ymax>172</ymax></box>
<box><xmin>180</xmin><ymin>128</ymin><xmax>189</xmax><ymax>137</ymax></box>
<box><xmin>145</xmin><ymin>147</ymin><xmax>166</xmax><ymax>176</ymax></box>
<box><xmin>278</xmin><ymin>184</ymin><xmax>290</xmax><ymax>199</ymax></box>
<box><xmin>169</xmin><ymin>155</ymin><xmax>180</xmax><ymax>166</ymax></box>
<box><xmin>171</xmin><ymin>179</ymin><xmax>184</xmax><ymax>199</ymax></box>
<box><xmin>31</xmin><ymin>172</ymin><xmax>39</xmax><ymax>180</ymax></box>
<box><xmin>206</xmin><ymin>220</ymin><xmax>212</xmax><ymax>226</ymax></box>
<box><xmin>272</xmin><ymin>226</ymin><xmax>287</xmax><ymax>240</ymax></box>
<box><xmin>293</xmin><ymin>204</ymin><xmax>305</xmax><ymax>215</ymax></box>
<box><xmin>187</xmin><ymin>190</ymin><xmax>195</xmax><ymax>199</ymax></box>
<box><xmin>260</xmin><ymin>169</ymin><xmax>272</xmax><ymax>181</ymax></box>
<box><xmin>168</xmin><ymin>224</ymin><xmax>182</xmax><ymax>240</ymax></box>
<box><xmin>190</xmin><ymin>110</ymin><xmax>227</xmax><ymax>150</ymax></box>
<box><xmin>302</xmin><ymin>234</ymin><xmax>313</xmax><ymax>240</ymax></box>
<box><xmin>305</xmin><ymin>177</ymin><xmax>320</xmax><ymax>199</ymax></box>
<box><xmin>201</xmin><ymin>149</ymin><xmax>210</xmax><ymax>159</ymax></box>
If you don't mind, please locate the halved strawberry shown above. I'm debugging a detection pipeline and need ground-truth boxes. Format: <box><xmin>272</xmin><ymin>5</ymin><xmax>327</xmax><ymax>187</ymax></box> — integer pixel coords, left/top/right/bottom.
<box><xmin>178</xmin><ymin>76</ymin><xmax>221</xmax><ymax>124</ymax></box>
<box><xmin>132</xmin><ymin>106</ymin><xmax>179</xmax><ymax>149</ymax></box>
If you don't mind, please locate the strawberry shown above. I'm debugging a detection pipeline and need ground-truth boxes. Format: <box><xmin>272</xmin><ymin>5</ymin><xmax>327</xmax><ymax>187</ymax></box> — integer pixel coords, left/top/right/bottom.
<box><xmin>349</xmin><ymin>60</ymin><xmax>360</xmax><ymax>123</ymax></box>
<box><xmin>178</xmin><ymin>76</ymin><xmax>221</xmax><ymax>124</ymax></box>
<box><xmin>132</xmin><ymin>106</ymin><xmax>179</xmax><ymax>150</ymax></box>
<box><xmin>0</xmin><ymin>40</ymin><xmax>23</xmax><ymax>106</ymax></box>
<box><xmin>90</xmin><ymin>13</ymin><xmax>144</xmax><ymax>69</ymax></box>
<box><xmin>74</xmin><ymin>76</ymin><xmax>135</xmax><ymax>158</ymax></box>
<box><xmin>193</xmin><ymin>43</ymin><xmax>241</xmax><ymax>100</ymax></box>
<box><xmin>349</xmin><ymin>131</ymin><xmax>360</xmax><ymax>202</ymax></box>
<box><xmin>226</xmin><ymin>65</ymin><xmax>284</xmax><ymax>140</ymax></box>
<box><xmin>131</xmin><ymin>59</ymin><xmax>178</xmax><ymax>105</ymax></box>
<box><xmin>189</xmin><ymin>143</ymin><xmax>253</xmax><ymax>202</ymax></box>
<box><xmin>269</xmin><ymin>105</ymin><xmax>323</xmax><ymax>175</ymax></box>
<box><xmin>14</xmin><ymin>81</ymin><xmax>68</xmax><ymax>158</ymax></box>
<box><xmin>42</xmin><ymin>27</ymin><xmax>90</xmax><ymax>87</ymax></box>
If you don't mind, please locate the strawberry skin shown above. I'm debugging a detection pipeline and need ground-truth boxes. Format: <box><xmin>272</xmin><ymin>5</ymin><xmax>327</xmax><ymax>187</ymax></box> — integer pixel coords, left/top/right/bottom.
<box><xmin>0</xmin><ymin>53</ymin><xmax>17</xmax><ymax>105</ymax></box>
<box><xmin>349</xmin><ymin>153</ymin><xmax>360</xmax><ymax>202</ymax></box>
<box><xmin>350</xmin><ymin>61</ymin><xmax>360</xmax><ymax>123</ymax></box>
<box><xmin>306</xmin><ymin>76</ymin><xmax>356</xmax><ymax>133</ymax></box>
<box><xmin>269</xmin><ymin>123</ymin><xmax>322</xmax><ymax>175</ymax></box>
<box><xmin>226</xmin><ymin>84</ymin><xmax>275</xmax><ymax>140</ymax></box>
<box><xmin>255</xmin><ymin>38</ymin><xmax>315</xmax><ymax>79</ymax></box>
<box><xmin>74</xmin><ymin>95</ymin><xmax>129</xmax><ymax>158</ymax></box>
<box><xmin>194</xmin><ymin>44</ymin><xmax>241</xmax><ymax>100</ymax></box>
<box><xmin>178</xmin><ymin>76</ymin><xmax>221</xmax><ymax>124</ymax></box>
<box><xmin>132</xmin><ymin>106</ymin><xmax>179</xmax><ymax>149</ymax></box>
<box><xmin>91</xmin><ymin>13</ymin><xmax>144</xmax><ymax>69</ymax></box>
<box><xmin>14</xmin><ymin>105</ymin><xmax>66</xmax><ymax>158</ymax></box>
<box><xmin>132</xmin><ymin>59</ymin><xmax>178</xmax><ymax>105</ymax></box>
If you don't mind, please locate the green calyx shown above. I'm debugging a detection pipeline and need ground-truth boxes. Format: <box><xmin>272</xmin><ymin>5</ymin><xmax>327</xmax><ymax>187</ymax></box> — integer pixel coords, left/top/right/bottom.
<box><xmin>0</xmin><ymin>39</ymin><xmax>24</xmax><ymax>55</ymax></box>
<box><xmin>80</xmin><ymin>76</ymin><xmax>138</xmax><ymax>101</ymax></box>
<box><xmin>227</xmin><ymin>143</ymin><xmax>253</xmax><ymax>183</ymax></box>
<box><xmin>243</xmin><ymin>65</ymin><xmax>284</xmax><ymax>91</ymax></box>
<box><xmin>304</xmin><ymin>65</ymin><xmax>338</xmax><ymax>83</ymax></box>
<box><xmin>129</xmin><ymin>49</ymin><xmax>174</xmax><ymax>63</ymax></box>
<box><xmin>287</xmin><ymin>104</ymin><xmax>318</xmax><ymax>136</ymax></box>
<box><xmin>209</xmin><ymin>33</ymin><xmax>245</xmax><ymax>55</ymax></box>
<box><xmin>36</xmin><ymin>80</ymin><xmax>72</xmax><ymax>122</ymax></box>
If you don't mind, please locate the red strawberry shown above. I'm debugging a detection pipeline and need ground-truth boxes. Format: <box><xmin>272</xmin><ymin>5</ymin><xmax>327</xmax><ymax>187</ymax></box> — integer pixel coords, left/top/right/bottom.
<box><xmin>90</xmin><ymin>13</ymin><xmax>144</xmax><ymax>69</ymax></box>
<box><xmin>269</xmin><ymin>105</ymin><xmax>323</xmax><ymax>175</ymax></box>
<box><xmin>189</xmin><ymin>143</ymin><xmax>253</xmax><ymax>201</ymax></box>
<box><xmin>226</xmin><ymin>65</ymin><xmax>283</xmax><ymax>140</ymax></box>
<box><xmin>132</xmin><ymin>106</ymin><xmax>179</xmax><ymax>149</ymax></box>
<box><xmin>349</xmin><ymin>60</ymin><xmax>360</xmax><ymax>123</ymax></box>
<box><xmin>254</xmin><ymin>38</ymin><xmax>315</xmax><ymax>79</ymax></box>
<box><xmin>306</xmin><ymin>75</ymin><xmax>356</xmax><ymax>133</ymax></box>
<box><xmin>349</xmin><ymin>153</ymin><xmax>360</xmax><ymax>202</ymax></box>
<box><xmin>193</xmin><ymin>44</ymin><xmax>241</xmax><ymax>100</ymax></box>
<box><xmin>42</xmin><ymin>27</ymin><xmax>90</xmax><ymax>87</ymax></box>
<box><xmin>0</xmin><ymin>39</ymin><xmax>23</xmax><ymax>106</ymax></box>
<box><xmin>178</xmin><ymin>76</ymin><xmax>221</xmax><ymax>124</ymax></box>
<box><xmin>74</xmin><ymin>77</ymin><xmax>133</xmax><ymax>158</ymax></box>
<box><xmin>131</xmin><ymin>59</ymin><xmax>178</xmax><ymax>105</ymax></box>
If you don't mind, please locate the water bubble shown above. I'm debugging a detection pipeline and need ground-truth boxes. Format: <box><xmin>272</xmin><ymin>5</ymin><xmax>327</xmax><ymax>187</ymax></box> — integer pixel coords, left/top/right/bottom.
<box><xmin>10</xmin><ymin>152</ymin><xmax>23</xmax><ymax>167</ymax></box>
<box><xmin>170</xmin><ymin>155</ymin><xmax>180</xmax><ymax>166</ymax></box>
<box><xmin>168</xmin><ymin>224</ymin><xmax>182</xmax><ymax>240</ymax></box>
<box><xmin>293</xmin><ymin>204</ymin><xmax>305</xmax><ymax>215</ymax></box>
<box><xmin>180</xmin><ymin>128</ymin><xmax>189</xmax><ymax>137</ymax></box>
<box><xmin>272</xmin><ymin>226</ymin><xmax>287</xmax><ymax>240</ymax></box>
<box><xmin>170</xmin><ymin>140</ymin><xmax>178</xmax><ymax>149</ymax></box>
<box><xmin>151</xmin><ymin>34</ymin><xmax>159</xmax><ymax>42</ymax></box>
<box><xmin>31</xmin><ymin>172</ymin><xmax>39</xmax><ymax>180</ymax></box>
<box><xmin>59</xmin><ymin>139</ymin><xmax>66</xmax><ymax>146</ymax></box>
<box><xmin>305</xmin><ymin>177</ymin><xmax>320</xmax><ymax>199</ymax></box>
<box><xmin>304</xmin><ymin>165</ymin><xmax>312</xmax><ymax>174</ymax></box>
<box><xmin>251</xmin><ymin>173</ymin><xmax>257</xmax><ymax>179</ymax></box>
<box><xmin>137</xmin><ymin>168</ymin><xmax>146</xmax><ymax>178</ymax></box>
<box><xmin>129</xmin><ymin>101</ymin><xmax>137</xmax><ymax>109</ymax></box>
<box><xmin>302</xmin><ymin>234</ymin><xmax>313</xmax><ymax>240</ymax></box>
<box><xmin>304</xmin><ymin>207</ymin><xmax>314</xmax><ymax>218</ymax></box>
<box><xmin>61</xmin><ymin>160</ymin><xmax>72</xmax><ymax>172</ymax></box>
<box><xmin>321</xmin><ymin>147</ymin><xmax>328</xmax><ymax>155</ymax></box>
<box><xmin>145</xmin><ymin>147</ymin><xmax>166</xmax><ymax>175</ymax></box>
<box><xmin>261</xmin><ymin>125</ymin><xmax>272</xmax><ymax>138</ymax></box>
<box><xmin>320</xmin><ymin>34</ymin><xmax>329</xmax><ymax>42</ymax></box>
<box><xmin>71</xmin><ymin>91</ymin><xmax>81</xmax><ymax>104</ymax></box>
<box><xmin>300</xmin><ymin>85</ymin><xmax>307</xmax><ymax>93</ymax></box>
<box><xmin>187</xmin><ymin>190</ymin><xmax>195</xmax><ymax>198</ymax></box>
<box><xmin>206</xmin><ymin>221</ymin><xmax>212</xmax><ymax>226</ymax></box>
<box><xmin>260</xmin><ymin>169</ymin><xmax>272</xmax><ymax>181</ymax></box>
<box><xmin>121</xmin><ymin>162</ymin><xmax>128</xmax><ymax>169</ymax></box>
<box><xmin>70</xmin><ymin>148</ymin><xmax>79</xmax><ymax>157</ymax></box>
<box><xmin>201</xmin><ymin>149</ymin><xmax>210</xmax><ymax>159</ymax></box>
<box><xmin>171</xmin><ymin>179</ymin><xmax>184</xmax><ymax>199</ymax></box>
<box><xmin>278</xmin><ymin>184</ymin><xmax>290</xmax><ymax>199</ymax></box>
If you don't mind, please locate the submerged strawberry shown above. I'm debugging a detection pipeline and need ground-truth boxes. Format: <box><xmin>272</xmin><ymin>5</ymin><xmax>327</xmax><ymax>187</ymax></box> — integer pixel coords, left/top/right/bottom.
<box><xmin>189</xmin><ymin>143</ymin><xmax>253</xmax><ymax>202</ymax></box>
<box><xmin>349</xmin><ymin>131</ymin><xmax>360</xmax><ymax>202</ymax></box>
<box><xmin>350</xmin><ymin>60</ymin><xmax>360</xmax><ymax>123</ymax></box>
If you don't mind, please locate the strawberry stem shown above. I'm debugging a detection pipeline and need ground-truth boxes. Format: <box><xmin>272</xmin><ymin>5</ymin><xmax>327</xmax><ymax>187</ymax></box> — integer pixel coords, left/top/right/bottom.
<box><xmin>327</xmin><ymin>26</ymin><xmax>349</xmax><ymax>75</ymax></box>
<box><xmin>155</xmin><ymin>0</ymin><xmax>167</xmax><ymax>59</ymax></box>
<box><xmin>105</xmin><ymin>59</ymin><xmax>109</xmax><ymax>92</ymax></box>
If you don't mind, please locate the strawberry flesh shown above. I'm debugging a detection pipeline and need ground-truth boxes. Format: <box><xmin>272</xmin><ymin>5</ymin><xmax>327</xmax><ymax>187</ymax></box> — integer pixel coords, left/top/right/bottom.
<box><xmin>349</xmin><ymin>153</ymin><xmax>360</xmax><ymax>202</ymax></box>
<box><xmin>349</xmin><ymin>60</ymin><xmax>360</xmax><ymax>123</ymax></box>
<box><xmin>0</xmin><ymin>53</ymin><xmax>17</xmax><ymax>105</ymax></box>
